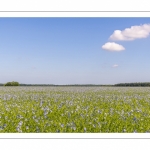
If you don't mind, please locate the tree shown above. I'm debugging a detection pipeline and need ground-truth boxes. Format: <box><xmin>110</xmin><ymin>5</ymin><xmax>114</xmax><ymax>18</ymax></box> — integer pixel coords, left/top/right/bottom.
<box><xmin>4</xmin><ymin>81</ymin><xmax>19</xmax><ymax>86</ymax></box>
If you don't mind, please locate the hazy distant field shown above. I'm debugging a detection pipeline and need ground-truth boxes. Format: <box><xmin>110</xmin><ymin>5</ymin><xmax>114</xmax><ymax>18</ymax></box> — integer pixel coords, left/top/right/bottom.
<box><xmin>0</xmin><ymin>86</ymin><xmax>150</xmax><ymax>133</ymax></box>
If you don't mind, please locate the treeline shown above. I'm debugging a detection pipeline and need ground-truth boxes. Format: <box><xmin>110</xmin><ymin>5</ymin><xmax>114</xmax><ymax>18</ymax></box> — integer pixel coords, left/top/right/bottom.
<box><xmin>19</xmin><ymin>83</ymin><xmax>150</xmax><ymax>87</ymax></box>
<box><xmin>4</xmin><ymin>81</ymin><xmax>19</xmax><ymax>86</ymax></box>
<box><xmin>0</xmin><ymin>82</ymin><xmax>150</xmax><ymax>87</ymax></box>
<box><xmin>114</xmin><ymin>82</ymin><xmax>150</xmax><ymax>87</ymax></box>
<box><xmin>19</xmin><ymin>84</ymin><xmax>112</xmax><ymax>86</ymax></box>
<box><xmin>19</xmin><ymin>84</ymin><xmax>55</xmax><ymax>86</ymax></box>
<box><xmin>0</xmin><ymin>83</ymin><xmax>112</xmax><ymax>86</ymax></box>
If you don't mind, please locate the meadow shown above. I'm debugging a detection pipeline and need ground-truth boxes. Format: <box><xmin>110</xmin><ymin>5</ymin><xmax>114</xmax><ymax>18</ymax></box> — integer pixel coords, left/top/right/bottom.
<box><xmin>0</xmin><ymin>86</ymin><xmax>150</xmax><ymax>133</ymax></box>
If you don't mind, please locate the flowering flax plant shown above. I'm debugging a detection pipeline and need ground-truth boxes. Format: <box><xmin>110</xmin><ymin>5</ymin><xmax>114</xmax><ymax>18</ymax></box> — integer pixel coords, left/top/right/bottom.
<box><xmin>0</xmin><ymin>86</ymin><xmax>150</xmax><ymax>132</ymax></box>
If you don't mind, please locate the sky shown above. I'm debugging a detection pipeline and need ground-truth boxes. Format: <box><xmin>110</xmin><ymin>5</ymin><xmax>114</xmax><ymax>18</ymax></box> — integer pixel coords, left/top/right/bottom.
<box><xmin>0</xmin><ymin>18</ymin><xmax>150</xmax><ymax>85</ymax></box>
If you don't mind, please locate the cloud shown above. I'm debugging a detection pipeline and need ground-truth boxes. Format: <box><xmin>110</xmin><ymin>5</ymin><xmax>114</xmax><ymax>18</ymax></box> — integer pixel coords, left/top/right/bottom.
<box><xmin>112</xmin><ymin>64</ymin><xmax>119</xmax><ymax>68</ymax></box>
<box><xmin>102</xmin><ymin>42</ymin><xmax>125</xmax><ymax>51</ymax></box>
<box><xmin>109</xmin><ymin>24</ymin><xmax>150</xmax><ymax>41</ymax></box>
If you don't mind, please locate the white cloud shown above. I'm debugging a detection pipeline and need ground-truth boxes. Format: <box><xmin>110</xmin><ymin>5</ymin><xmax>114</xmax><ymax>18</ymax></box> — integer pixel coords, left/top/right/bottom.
<box><xmin>112</xmin><ymin>64</ymin><xmax>119</xmax><ymax>68</ymax></box>
<box><xmin>102</xmin><ymin>42</ymin><xmax>125</xmax><ymax>51</ymax></box>
<box><xmin>109</xmin><ymin>24</ymin><xmax>150</xmax><ymax>41</ymax></box>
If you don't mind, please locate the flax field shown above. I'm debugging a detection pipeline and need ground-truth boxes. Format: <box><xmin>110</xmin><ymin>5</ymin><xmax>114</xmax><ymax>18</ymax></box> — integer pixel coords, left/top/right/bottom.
<box><xmin>0</xmin><ymin>86</ymin><xmax>150</xmax><ymax>133</ymax></box>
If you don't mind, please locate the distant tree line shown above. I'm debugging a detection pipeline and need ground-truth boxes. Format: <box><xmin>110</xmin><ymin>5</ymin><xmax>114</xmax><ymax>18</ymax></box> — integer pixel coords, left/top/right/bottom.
<box><xmin>0</xmin><ymin>82</ymin><xmax>150</xmax><ymax>87</ymax></box>
<box><xmin>19</xmin><ymin>84</ymin><xmax>55</xmax><ymax>86</ymax></box>
<box><xmin>114</xmin><ymin>82</ymin><xmax>150</xmax><ymax>87</ymax></box>
<box><xmin>4</xmin><ymin>81</ymin><xmax>19</xmax><ymax>86</ymax></box>
<box><xmin>0</xmin><ymin>83</ymin><xmax>112</xmax><ymax>86</ymax></box>
<box><xmin>19</xmin><ymin>84</ymin><xmax>112</xmax><ymax>86</ymax></box>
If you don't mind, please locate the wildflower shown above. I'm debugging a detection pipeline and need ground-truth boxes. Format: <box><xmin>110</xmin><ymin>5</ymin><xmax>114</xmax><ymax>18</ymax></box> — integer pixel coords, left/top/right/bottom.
<box><xmin>18</xmin><ymin>121</ymin><xmax>23</xmax><ymax>126</ymax></box>
<box><xmin>73</xmin><ymin>127</ymin><xmax>76</xmax><ymax>131</ymax></box>
<box><xmin>0</xmin><ymin>126</ymin><xmax>3</xmax><ymax>130</ymax></box>
<box><xmin>16</xmin><ymin>127</ymin><xmax>22</xmax><ymax>133</ymax></box>
<box><xmin>16</xmin><ymin>121</ymin><xmax>23</xmax><ymax>133</ymax></box>
<box><xmin>93</xmin><ymin>124</ymin><xmax>96</xmax><ymax>128</ymax></box>
<box><xmin>133</xmin><ymin>130</ymin><xmax>137</xmax><ymax>133</ymax></box>
<box><xmin>97</xmin><ymin>110</ymin><xmax>101</xmax><ymax>113</ymax></box>
<box><xmin>3</xmin><ymin>124</ymin><xmax>7</xmax><ymax>128</ymax></box>
<box><xmin>60</xmin><ymin>124</ymin><xmax>64</xmax><ymax>128</ymax></box>
<box><xmin>123</xmin><ymin>129</ymin><xmax>126</xmax><ymax>132</ymax></box>
<box><xmin>36</xmin><ymin>126</ymin><xmax>40</xmax><ymax>132</ymax></box>
<box><xmin>133</xmin><ymin>117</ymin><xmax>137</xmax><ymax>122</ymax></box>
<box><xmin>56</xmin><ymin>129</ymin><xmax>60</xmax><ymax>133</ymax></box>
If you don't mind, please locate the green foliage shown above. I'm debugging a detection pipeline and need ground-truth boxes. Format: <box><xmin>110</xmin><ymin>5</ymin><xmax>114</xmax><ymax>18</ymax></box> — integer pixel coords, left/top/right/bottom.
<box><xmin>4</xmin><ymin>81</ymin><xmax>19</xmax><ymax>86</ymax></box>
<box><xmin>115</xmin><ymin>82</ymin><xmax>150</xmax><ymax>87</ymax></box>
<box><xmin>0</xmin><ymin>86</ymin><xmax>150</xmax><ymax>133</ymax></box>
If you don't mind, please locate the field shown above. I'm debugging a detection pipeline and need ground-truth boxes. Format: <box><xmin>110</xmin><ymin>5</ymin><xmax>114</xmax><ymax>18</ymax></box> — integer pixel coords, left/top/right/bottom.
<box><xmin>0</xmin><ymin>86</ymin><xmax>150</xmax><ymax>133</ymax></box>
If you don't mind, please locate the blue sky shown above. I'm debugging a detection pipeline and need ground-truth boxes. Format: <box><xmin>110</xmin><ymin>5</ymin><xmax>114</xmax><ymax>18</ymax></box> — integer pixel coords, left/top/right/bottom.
<box><xmin>0</xmin><ymin>18</ymin><xmax>150</xmax><ymax>84</ymax></box>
